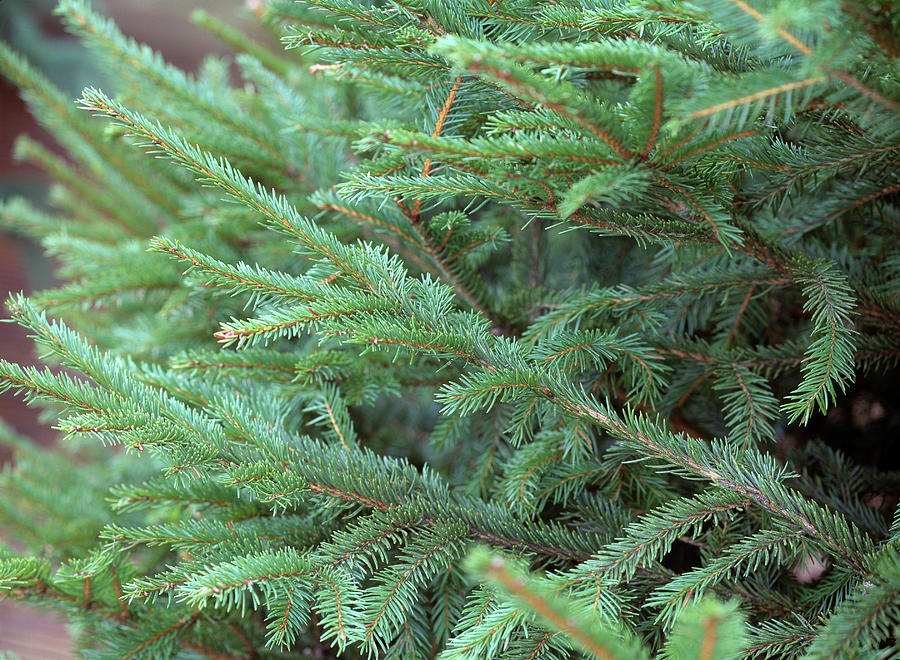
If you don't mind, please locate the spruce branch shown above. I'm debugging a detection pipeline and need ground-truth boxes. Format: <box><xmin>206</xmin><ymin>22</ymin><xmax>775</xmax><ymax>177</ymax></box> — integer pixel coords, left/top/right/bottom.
<box><xmin>57</xmin><ymin>0</ymin><xmax>292</xmax><ymax>177</ymax></box>
<box><xmin>2</xmin><ymin>1</ymin><xmax>898</xmax><ymax>657</ymax></box>
<box><xmin>782</xmin><ymin>260</ymin><xmax>857</xmax><ymax>424</ymax></box>
<box><xmin>0</xmin><ymin>41</ymin><xmax>182</xmax><ymax>225</ymax></box>
<box><xmin>78</xmin><ymin>89</ymin><xmax>378</xmax><ymax>291</ymax></box>
<box><xmin>468</xmin><ymin>548</ymin><xmax>649</xmax><ymax>660</ymax></box>
<box><xmin>432</xmin><ymin>36</ymin><xmax>634</xmax><ymax>159</ymax></box>
<box><xmin>721</xmin><ymin>0</ymin><xmax>900</xmax><ymax>112</ymax></box>
<box><xmin>802</xmin><ymin>547</ymin><xmax>900</xmax><ymax>658</ymax></box>
<box><xmin>563</xmin><ymin>490</ymin><xmax>747</xmax><ymax>586</ymax></box>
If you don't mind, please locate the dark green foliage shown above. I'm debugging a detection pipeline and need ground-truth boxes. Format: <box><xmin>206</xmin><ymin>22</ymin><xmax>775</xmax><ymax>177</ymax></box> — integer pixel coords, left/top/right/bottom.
<box><xmin>0</xmin><ymin>0</ymin><xmax>898</xmax><ymax>658</ymax></box>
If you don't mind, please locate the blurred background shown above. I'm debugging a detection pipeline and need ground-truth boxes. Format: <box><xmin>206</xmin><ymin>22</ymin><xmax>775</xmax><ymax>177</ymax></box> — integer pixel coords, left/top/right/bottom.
<box><xmin>0</xmin><ymin>2</ymin><xmax>249</xmax><ymax>656</ymax></box>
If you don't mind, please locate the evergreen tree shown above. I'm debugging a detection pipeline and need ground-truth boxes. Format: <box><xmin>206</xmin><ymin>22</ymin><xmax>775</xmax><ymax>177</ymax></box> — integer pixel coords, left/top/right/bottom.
<box><xmin>1</xmin><ymin>0</ymin><xmax>898</xmax><ymax>657</ymax></box>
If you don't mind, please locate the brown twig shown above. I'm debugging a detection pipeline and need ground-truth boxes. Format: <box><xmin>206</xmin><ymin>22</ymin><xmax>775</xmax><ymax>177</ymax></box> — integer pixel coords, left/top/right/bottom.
<box><xmin>640</xmin><ymin>65</ymin><xmax>664</xmax><ymax>160</ymax></box>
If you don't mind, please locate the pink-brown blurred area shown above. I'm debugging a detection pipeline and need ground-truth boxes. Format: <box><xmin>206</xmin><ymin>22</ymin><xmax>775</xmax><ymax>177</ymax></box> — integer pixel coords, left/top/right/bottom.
<box><xmin>0</xmin><ymin>2</ymin><xmax>244</xmax><ymax>656</ymax></box>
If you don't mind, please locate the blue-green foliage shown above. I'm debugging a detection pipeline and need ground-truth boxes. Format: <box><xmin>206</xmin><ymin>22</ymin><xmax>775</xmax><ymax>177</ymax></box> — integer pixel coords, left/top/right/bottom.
<box><xmin>0</xmin><ymin>0</ymin><xmax>898</xmax><ymax>657</ymax></box>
